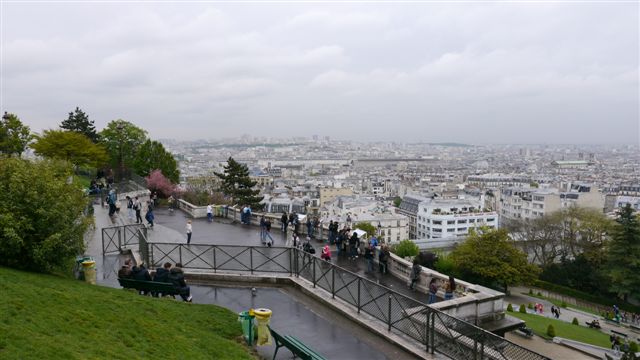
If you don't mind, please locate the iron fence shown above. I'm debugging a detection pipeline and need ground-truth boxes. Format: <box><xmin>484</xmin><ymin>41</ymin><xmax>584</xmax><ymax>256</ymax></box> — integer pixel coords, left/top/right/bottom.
<box><xmin>136</xmin><ymin>242</ymin><xmax>548</xmax><ymax>360</ymax></box>
<box><xmin>101</xmin><ymin>224</ymin><xmax>147</xmax><ymax>255</ymax></box>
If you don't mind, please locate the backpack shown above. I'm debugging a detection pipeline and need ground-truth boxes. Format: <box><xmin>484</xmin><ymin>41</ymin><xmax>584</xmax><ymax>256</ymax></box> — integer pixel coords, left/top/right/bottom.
<box><xmin>127</xmin><ymin>199</ymin><xmax>133</xmax><ymax>209</ymax></box>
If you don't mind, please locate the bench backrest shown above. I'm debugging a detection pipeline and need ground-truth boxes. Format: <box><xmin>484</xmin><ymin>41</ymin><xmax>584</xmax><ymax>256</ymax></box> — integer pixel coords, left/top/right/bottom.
<box><xmin>118</xmin><ymin>278</ymin><xmax>177</xmax><ymax>293</ymax></box>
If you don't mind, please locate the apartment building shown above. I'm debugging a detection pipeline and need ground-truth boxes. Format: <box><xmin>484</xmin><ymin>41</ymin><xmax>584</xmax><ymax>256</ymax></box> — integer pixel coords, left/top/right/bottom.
<box><xmin>415</xmin><ymin>198</ymin><xmax>498</xmax><ymax>240</ymax></box>
<box><xmin>398</xmin><ymin>193</ymin><xmax>433</xmax><ymax>239</ymax></box>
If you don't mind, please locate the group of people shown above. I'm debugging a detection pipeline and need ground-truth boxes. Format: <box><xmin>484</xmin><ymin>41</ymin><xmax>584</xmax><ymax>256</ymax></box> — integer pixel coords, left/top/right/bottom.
<box><xmin>550</xmin><ymin>305</ymin><xmax>561</xmax><ymax>319</ymax></box>
<box><xmin>118</xmin><ymin>259</ymin><xmax>192</xmax><ymax>302</ymax></box>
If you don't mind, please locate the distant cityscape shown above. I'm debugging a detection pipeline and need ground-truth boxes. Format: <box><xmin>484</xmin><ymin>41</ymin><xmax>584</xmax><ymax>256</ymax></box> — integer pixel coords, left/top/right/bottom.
<box><xmin>162</xmin><ymin>136</ymin><xmax>639</xmax><ymax>250</ymax></box>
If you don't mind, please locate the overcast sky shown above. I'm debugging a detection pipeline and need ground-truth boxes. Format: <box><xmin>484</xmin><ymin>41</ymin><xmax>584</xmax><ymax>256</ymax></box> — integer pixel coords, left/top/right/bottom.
<box><xmin>1</xmin><ymin>2</ymin><xmax>638</xmax><ymax>144</ymax></box>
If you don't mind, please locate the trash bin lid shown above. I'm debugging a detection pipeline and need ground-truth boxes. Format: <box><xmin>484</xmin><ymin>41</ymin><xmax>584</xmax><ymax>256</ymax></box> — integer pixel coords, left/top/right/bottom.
<box><xmin>81</xmin><ymin>260</ymin><xmax>96</xmax><ymax>267</ymax></box>
<box><xmin>253</xmin><ymin>308</ymin><xmax>272</xmax><ymax>318</ymax></box>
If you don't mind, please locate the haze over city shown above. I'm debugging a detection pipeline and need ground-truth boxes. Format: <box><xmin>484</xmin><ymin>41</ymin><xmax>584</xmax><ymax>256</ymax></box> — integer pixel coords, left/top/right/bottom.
<box><xmin>2</xmin><ymin>2</ymin><xmax>638</xmax><ymax>144</ymax></box>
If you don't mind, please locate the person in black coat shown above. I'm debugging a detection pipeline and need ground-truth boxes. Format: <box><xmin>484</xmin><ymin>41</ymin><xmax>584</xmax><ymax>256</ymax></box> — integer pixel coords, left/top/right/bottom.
<box><xmin>131</xmin><ymin>263</ymin><xmax>152</xmax><ymax>295</ymax></box>
<box><xmin>168</xmin><ymin>263</ymin><xmax>192</xmax><ymax>302</ymax></box>
<box><xmin>348</xmin><ymin>232</ymin><xmax>359</xmax><ymax>260</ymax></box>
<box><xmin>153</xmin><ymin>262</ymin><xmax>172</xmax><ymax>283</ymax></box>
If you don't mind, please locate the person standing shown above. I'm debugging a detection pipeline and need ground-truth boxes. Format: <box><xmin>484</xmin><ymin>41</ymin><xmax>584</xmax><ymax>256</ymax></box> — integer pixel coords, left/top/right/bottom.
<box><xmin>145</xmin><ymin>201</ymin><xmax>155</xmax><ymax>228</ymax></box>
<box><xmin>134</xmin><ymin>196</ymin><xmax>143</xmax><ymax>224</ymax></box>
<box><xmin>207</xmin><ymin>204</ymin><xmax>213</xmax><ymax>223</ymax></box>
<box><xmin>107</xmin><ymin>189</ymin><xmax>117</xmax><ymax>216</ymax></box>
<box><xmin>126</xmin><ymin>196</ymin><xmax>134</xmax><ymax>221</ymax></box>
<box><xmin>444</xmin><ymin>276</ymin><xmax>456</xmax><ymax>300</ymax></box>
<box><xmin>364</xmin><ymin>246</ymin><xmax>374</xmax><ymax>273</ymax></box>
<box><xmin>348</xmin><ymin>232</ymin><xmax>359</xmax><ymax>260</ymax></box>
<box><xmin>186</xmin><ymin>220</ymin><xmax>192</xmax><ymax>244</ymax></box>
<box><xmin>306</xmin><ymin>217</ymin><xmax>313</xmax><ymax>238</ymax></box>
<box><xmin>409</xmin><ymin>260</ymin><xmax>422</xmax><ymax>290</ymax></box>
<box><xmin>321</xmin><ymin>244</ymin><xmax>331</xmax><ymax>262</ymax></box>
<box><xmin>264</xmin><ymin>218</ymin><xmax>273</xmax><ymax>247</ymax></box>
<box><xmin>281</xmin><ymin>212</ymin><xmax>288</xmax><ymax>233</ymax></box>
<box><xmin>428</xmin><ymin>278</ymin><xmax>439</xmax><ymax>304</ymax></box>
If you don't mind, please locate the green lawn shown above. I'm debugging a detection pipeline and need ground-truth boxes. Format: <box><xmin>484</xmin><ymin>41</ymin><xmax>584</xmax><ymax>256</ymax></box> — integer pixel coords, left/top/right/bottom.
<box><xmin>522</xmin><ymin>292</ymin><xmax>601</xmax><ymax>316</ymax></box>
<box><xmin>509</xmin><ymin>311</ymin><xmax>610</xmax><ymax>348</ymax></box>
<box><xmin>0</xmin><ymin>267</ymin><xmax>255</xmax><ymax>359</ymax></box>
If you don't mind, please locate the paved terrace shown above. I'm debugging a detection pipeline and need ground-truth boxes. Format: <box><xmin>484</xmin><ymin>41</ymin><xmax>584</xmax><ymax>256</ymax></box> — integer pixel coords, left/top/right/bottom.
<box><xmin>91</xmin><ymin>201</ymin><xmax>589</xmax><ymax>360</ymax></box>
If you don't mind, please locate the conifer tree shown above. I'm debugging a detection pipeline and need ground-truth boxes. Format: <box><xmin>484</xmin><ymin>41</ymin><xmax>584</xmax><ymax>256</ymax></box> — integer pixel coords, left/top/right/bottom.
<box><xmin>606</xmin><ymin>204</ymin><xmax>640</xmax><ymax>302</ymax></box>
<box><xmin>60</xmin><ymin>107</ymin><xmax>98</xmax><ymax>143</ymax></box>
<box><xmin>214</xmin><ymin>157</ymin><xmax>263</xmax><ymax>209</ymax></box>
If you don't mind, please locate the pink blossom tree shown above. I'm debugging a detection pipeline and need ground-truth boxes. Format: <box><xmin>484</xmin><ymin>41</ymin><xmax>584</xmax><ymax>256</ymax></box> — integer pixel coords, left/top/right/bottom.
<box><xmin>145</xmin><ymin>169</ymin><xmax>176</xmax><ymax>198</ymax></box>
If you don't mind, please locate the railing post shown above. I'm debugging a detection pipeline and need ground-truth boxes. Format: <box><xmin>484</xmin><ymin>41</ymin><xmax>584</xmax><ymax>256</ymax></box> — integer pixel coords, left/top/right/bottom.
<box><xmin>388</xmin><ymin>294</ymin><xmax>392</xmax><ymax>331</ymax></box>
<box><xmin>312</xmin><ymin>257</ymin><xmax>316</xmax><ymax>288</ymax></box>
<box><xmin>118</xmin><ymin>228</ymin><xmax>122</xmax><ymax>251</ymax></box>
<box><xmin>250</xmin><ymin>247</ymin><xmax>254</xmax><ymax>274</ymax></box>
<box><xmin>213</xmin><ymin>246</ymin><xmax>217</xmax><ymax>273</ymax></box>
<box><xmin>179</xmin><ymin>245</ymin><xmax>183</xmax><ymax>266</ymax></box>
<box><xmin>331</xmin><ymin>266</ymin><xmax>335</xmax><ymax>299</ymax></box>
<box><xmin>429</xmin><ymin>312</ymin><xmax>435</xmax><ymax>354</ymax></box>
<box><xmin>479</xmin><ymin>336</ymin><xmax>485</xmax><ymax>360</ymax></box>
<box><xmin>425</xmin><ymin>309</ymin><xmax>429</xmax><ymax>352</ymax></box>
<box><xmin>357</xmin><ymin>278</ymin><xmax>361</xmax><ymax>314</ymax></box>
<box><xmin>289</xmin><ymin>248</ymin><xmax>293</xmax><ymax>276</ymax></box>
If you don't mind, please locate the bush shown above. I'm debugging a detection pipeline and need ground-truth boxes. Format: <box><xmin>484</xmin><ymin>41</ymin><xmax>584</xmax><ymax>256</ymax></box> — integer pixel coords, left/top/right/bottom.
<box><xmin>528</xmin><ymin>303</ymin><xmax>534</xmax><ymax>309</ymax></box>
<box><xmin>353</xmin><ymin>222</ymin><xmax>377</xmax><ymax>238</ymax></box>
<box><xmin>507</xmin><ymin>304</ymin><xmax>514</xmax><ymax>312</ymax></box>
<box><xmin>393</xmin><ymin>240</ymin><xmax>420</xmax><ymax>258</ymax></box>
<box><xmin>529</xmin><ymin>289</ymin><xmax>533</xmax><ymax>295</ymax></box>
<box><xmin>0</xmin><ymin>158</ymin><xmax>92</xmax><ymax>273</ymax></box>
<box><xmin>546</xmin><ymin>324</ymin><xmax>556</xmax><ymax>337</ymax></box>
<box><xmin>537</xmin><ymin>291</ymin><xmax>542</xmax><ymax>296</ymax></box>
<box><xmin>434</xmin><ymin>254</ymin><xmax>456</xmax><ymax>275</ymax></box>
<box><xmin>560</xmin><ymin>301</ymin><xmax>567</xmax><ymax>308</ymax></box>
<box><xmin>519</xmin><ymin>304</ymin><xmax>527</xmax><ymax>313</ymax></box>
<box><xmin>145</xmin><ymin>170</ymin><xmax>176</xmax><ymax>198</ymax></box>
<box><xmin>572</xmin><ymin>317</ymin><xmax>579</xmax><ymax>325</ymax></box>
<box><xmin>630</xmin><ymin>341</ymin><xmax>638</xmax><ymax>353</ymax></box>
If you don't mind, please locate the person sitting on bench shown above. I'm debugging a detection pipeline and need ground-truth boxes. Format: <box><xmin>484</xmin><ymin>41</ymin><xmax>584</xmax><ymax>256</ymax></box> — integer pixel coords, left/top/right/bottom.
<box><xmin>154</xmin><ymin>262</ymin><xmax>172</xmax><ymax>283</ymax></box>
<box><xmin>169</xmin><ymin>263</ymin><xmax>192</xmax><ymax>302</ymax></box>
<box><xmin>131</xmin><ymin>262</ymin><xmax>152</xmax><ymax>295</ymax></box>
<box><xmin>118</xmin><ymin>259</ymin><xmax>133</xmax><ymax>279</ymax></box>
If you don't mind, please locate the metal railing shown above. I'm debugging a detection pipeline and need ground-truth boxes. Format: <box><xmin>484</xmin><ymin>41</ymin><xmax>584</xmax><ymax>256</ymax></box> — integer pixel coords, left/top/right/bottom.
<box><xmin>140</xmin><ymin>242</ymin><xmax>548</xmax><ymax>360</ymax></box>
<box><xmin>101</xmin><ymin>224</ymin><xmax>147</xmax><ymax>255</ymax></box>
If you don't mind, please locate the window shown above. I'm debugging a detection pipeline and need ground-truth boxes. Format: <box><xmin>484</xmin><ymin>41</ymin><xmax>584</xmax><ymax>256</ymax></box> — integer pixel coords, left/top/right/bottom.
<box><xmin>457</xmin><ymin>228</ymin><xmax>467</xmax><ymax>232</ymax></box>
<box><xmin>447</xmin><ymin>228</ymin><xmax>455</xmax><ymax>232</ymax></box>
<box><xmin>434</xmin><ymin>228</ymin><xmax>442</xmax><ymax>232</ymax></box>
<box><xmin>447</xmin><ymin>220</ymin><xmax>455</xmax><ymax>225</ymax></box>
<box><xmin>457</xmin><ymin>219</ymin><xmax>467</xmax><ymax>224</ymax></box>
<box><xmin>533</xmin><ymin>196</ymin><xmax>544</xmax><ymax>202</ymax></box>
<box><xmin>487</xmin><ymin>218</ymin><xmax>495</xmax><ymax>222</ymax></box>
<box><xmin>469</xmin><ymin>219</ymin><xmax>476</xmax><ymax>223</ymax></box>
<box><xmin>427</xmin><ymin>219</ymin><xmax>430</xmax><ymax>224</ymax></box>
<box><xmin>433</xmin><ymin>220</ymin><xmax>442</xmax><ymax>225</ymax></box>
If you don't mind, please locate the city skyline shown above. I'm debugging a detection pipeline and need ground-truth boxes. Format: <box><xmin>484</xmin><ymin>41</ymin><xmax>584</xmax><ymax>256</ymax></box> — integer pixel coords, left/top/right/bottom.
<box><xmin>1</xmin><ymin>2</ymin><xmax>638</xmax><ymax>144</ymax></box>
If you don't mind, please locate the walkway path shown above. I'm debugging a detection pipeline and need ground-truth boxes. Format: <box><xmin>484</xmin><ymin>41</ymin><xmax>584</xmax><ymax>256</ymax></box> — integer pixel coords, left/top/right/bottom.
<box><xmin>506</xmin><ymin>286</ymin><xmax>640</xmax><ymax>341</ymax></box>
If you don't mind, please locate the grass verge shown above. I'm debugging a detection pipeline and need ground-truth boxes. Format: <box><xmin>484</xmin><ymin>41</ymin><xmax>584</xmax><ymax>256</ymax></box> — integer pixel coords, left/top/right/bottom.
<box><xmin>509</xmin><ymin>311</ymin><xmax>610</xmax><ymax>348</ymax></box>
<box><xmin>0</xmin><ymin>267</ymin><xmax>255</xmax><ymax>360</ymax></box>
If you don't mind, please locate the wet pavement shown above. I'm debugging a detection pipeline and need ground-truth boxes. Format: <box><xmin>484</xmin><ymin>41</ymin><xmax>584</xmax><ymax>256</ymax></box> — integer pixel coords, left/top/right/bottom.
<box><xmin>192</xmin><ymin>285</ymin><xmax>416</xmax><ymax>360</ymax></box>
<box><xmin>149</xmin><ymin>207</ymin><xmax>434</xmax><ymax>304</ymax></box>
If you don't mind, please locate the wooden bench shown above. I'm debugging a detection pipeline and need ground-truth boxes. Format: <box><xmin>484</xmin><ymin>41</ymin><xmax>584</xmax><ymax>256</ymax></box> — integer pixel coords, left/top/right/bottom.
<box><xmin>611</xmin><ymin>329</ymin><xmax>628</xmax><ymax>338</ymax></box>
<box><xmin>585</xmin><ymin>320</ymin><xmax>601</xmax><ymax>329</ymax></box>
<box><xmin>118</xmin><ymin>278</ymin><xmax>180</xmax><ymax>298</ymax></box>
<box><xmin>268</xmin><ymin>326</ymin><xmax>326</xmax><ymax>360</ymax></box>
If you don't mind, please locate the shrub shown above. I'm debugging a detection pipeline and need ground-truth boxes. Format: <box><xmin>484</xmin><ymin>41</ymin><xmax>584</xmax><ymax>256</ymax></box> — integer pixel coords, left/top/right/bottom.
<box><xmin>546</xmin><ymin>324</ymin><xmax>556</xmax><ymax>337</ymax></box>
<box><xmin>145</xmin><ymin>170</ymin><xmax>176</xmax><ymax>198</ymax></box>
<box><xmin>528</xmin><ymin>303</ymin><xmax>534</xmax><ymax>309</ymax></box>
<box><xmin>537</xmin><ymin>291</ymin><xmax>542</xmax><ymax>296</ymax></box>
<box><xmin>529</xmin><ymin>289</ymin><xmax>533</xmax><ymax>295</ymax></box>
<box><xmin>507</xmin><ymin>304</ymin><xmax>514</xmax><ymax>312</ymax></box>
<box><xmin>0</xmin><ymin>158</ymin><xmax>92</xmax><ymax>273</ymax></box>
<box><xmin>393</xmin><ymin>240</ymin><xmax>420</xmax><ymax>258</ymax></box>
<box><xmin>572</xmin><ymin>317</ymin><xmax>579</xmax><ymax>325</ymax></box>
<box><xmin>434</xmin><ymin>254</ymin><xmax>456</xmax><ymax>275</ymax></box>
<box><xmin>630</xmin><ymin>341</ymin><xmax>638</xmax><ymax>353</ymax></box>
<box><xmin>353</xmin><ymin>222</ymin><xmax>377</xmax><ymax>238</ymax></box>
<box><xmin>560</xmin><ymin>301</ymin><xmax>567</xmax><ymax>308</ymax></box>
<box><xmin>519</xmin><ymin>304</ymin><xmax>526</xmax><ymax>313</ymax></box>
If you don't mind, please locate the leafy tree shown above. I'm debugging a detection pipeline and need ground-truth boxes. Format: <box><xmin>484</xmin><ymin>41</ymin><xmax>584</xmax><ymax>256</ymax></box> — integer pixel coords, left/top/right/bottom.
<box><xmin>214</xmin><ymin>157</ymin><xmax>263</xmax><ymax>208</ymax></box>
<box><xmin>31</xmin><ymin>130</ymin><xmax>108</xmax><ymax>168</ymax></box>
<box><xmin>60</xmin><ymin>107</ymin><xmax>98</xmax><ymax>142</ymax></box>
<box><xmin>0</xmin><ymin>158</ymin><xmax>92</xmax><ymax>272</ymax></box>
<box><xmin>98</xmin><ymin>120</ymin><xmax>148</xmax><ymax>179</ymax></box>
<box><xmin>393</xmin><ymin>196</ymin><xmax>402</xmax><ymax>207</ymax></box>
<box><xmin>606</xmin><ymin>204</ymin><xmax>640</xmax><ymax>302</ymax></box>
<box><xmin>145</xmin><ymin>170</ymin><xmax>176</xmax><ymax>198</ymax></box>
<box><xmin>354</xmin><ymin>222</ymin><xmax>377</xmax><ymax>237</ymax></box>
<box><xmin>451</xmin><ymin>228</ymin><xmax>539</xmax><ymax>292</ymax></box>
<box><xmin>132</xmin><ymin>139</ymin><xmax>179</xmax><ymax>183</ymax></box>
<box><xmin>0</xmin><ymin>112</ymin><xmax>32</xmax><ymax>157</ymax></box>
<box><xmin>393</xmin><ymin>239</ymin><xmax>420</xmax><ymax>258</ymax></box>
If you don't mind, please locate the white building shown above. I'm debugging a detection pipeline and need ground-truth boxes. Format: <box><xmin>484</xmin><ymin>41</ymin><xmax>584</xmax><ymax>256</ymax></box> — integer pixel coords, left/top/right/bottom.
<box><xmin>416</xmin><ymin>198</ymin><xmax>498</xmax><ymax>240</ymax></box>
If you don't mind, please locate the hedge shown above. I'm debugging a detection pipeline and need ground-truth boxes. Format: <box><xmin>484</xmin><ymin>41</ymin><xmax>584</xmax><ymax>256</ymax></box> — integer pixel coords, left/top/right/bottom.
<box><xmin>533</xmin><ymin>280</ymin><xmax>640</xmax><ymax>313</ymax></box>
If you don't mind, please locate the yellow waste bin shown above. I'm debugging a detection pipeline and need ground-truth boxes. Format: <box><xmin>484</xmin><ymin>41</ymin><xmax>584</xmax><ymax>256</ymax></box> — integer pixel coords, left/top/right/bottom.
<box><xmin>81</xmin><ymin>260</ymin><xmax>96</xmax><ymax>285</ymax></box>
<box><xmin>253</xmin><ymin>308</ymin><xmax>272</xmax><ymax>346</ymax></box>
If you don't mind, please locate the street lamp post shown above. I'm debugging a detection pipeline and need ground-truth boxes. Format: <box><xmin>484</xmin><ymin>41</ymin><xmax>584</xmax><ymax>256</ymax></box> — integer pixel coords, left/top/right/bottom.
<box><xmin>116</xmin><ymin>123</ymin><xmax>124</xmax><ymax>182</ymax></box>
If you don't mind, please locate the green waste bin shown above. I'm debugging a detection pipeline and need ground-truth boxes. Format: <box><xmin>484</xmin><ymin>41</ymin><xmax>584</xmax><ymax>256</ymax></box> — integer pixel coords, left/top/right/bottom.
<box><xmin>238</xmin><ymin>311</ymin><xmax>256</xmax><ymax>346</ymax></box>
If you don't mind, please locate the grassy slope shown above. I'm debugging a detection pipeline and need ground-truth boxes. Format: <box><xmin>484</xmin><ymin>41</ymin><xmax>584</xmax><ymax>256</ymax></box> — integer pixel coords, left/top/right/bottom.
<box><xmin>0</xmin><ymin>267</ymin><xmax>254</xmax><ymax>360</ymax></box>
<box><xmin>509</xmin><ymin>311</ymin><xmax>610</xmax><ymax>348</ymax></box>
<box><xmin>522</xmin><ymin>292</ymin><xmax>600</xmax><ymax>316</ymax></box>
